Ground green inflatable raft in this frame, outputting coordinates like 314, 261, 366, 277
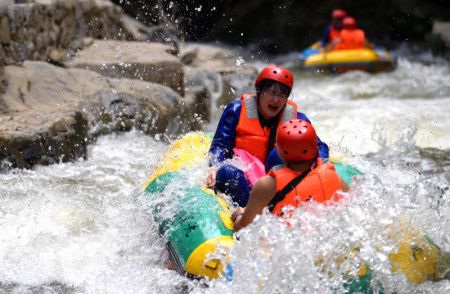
142, 132, 450, 291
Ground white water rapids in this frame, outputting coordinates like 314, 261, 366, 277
1, 57, 449, 293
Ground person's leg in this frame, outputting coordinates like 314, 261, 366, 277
215, 164, 251, 207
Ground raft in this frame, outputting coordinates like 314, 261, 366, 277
142, 132, 234, 279
142, 132, 450, 290
299, 42, 396, 73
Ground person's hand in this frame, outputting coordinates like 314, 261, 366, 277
231, 207, 245, 222
206, 167, 218, 188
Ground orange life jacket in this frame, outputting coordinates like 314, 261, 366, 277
235, 94, 298, 162
329, 26, 341, 43
335, 29, 366, 50
268, 159, 342, 216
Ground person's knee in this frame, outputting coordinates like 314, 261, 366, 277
215, 165, 251, 206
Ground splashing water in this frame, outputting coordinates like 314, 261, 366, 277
1, 56, 449, 293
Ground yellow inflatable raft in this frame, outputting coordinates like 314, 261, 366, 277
300, 43, 396, 73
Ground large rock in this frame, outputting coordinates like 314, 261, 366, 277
180, 43, 254, 75
0, 61, 191, 169
180, 43, 257, 108
0, 59, 4, 95
430, 21, 450, 58
0, 0, 172, 65
0, 110, 88, 169
183, 66, 221, 121
65, 40, 184, 96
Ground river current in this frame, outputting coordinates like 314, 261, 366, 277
1, 56, 449, 293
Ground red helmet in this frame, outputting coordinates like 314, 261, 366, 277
343, 17, 357, 29
332, 9, 347, 19
255, 65, 294, 90
276, 119, 318, 161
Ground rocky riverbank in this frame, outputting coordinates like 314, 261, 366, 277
0, 0, 257, 169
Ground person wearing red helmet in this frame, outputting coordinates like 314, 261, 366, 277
321, 9, 348, 48
331, 16, 368, 50
207, 66, 329, 207
233, 119, 348, 231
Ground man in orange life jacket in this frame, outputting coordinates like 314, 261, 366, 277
329, 17, 368, 51
233, 119, 348, 231
207, 66, 329, 207
320, 9, 347, 48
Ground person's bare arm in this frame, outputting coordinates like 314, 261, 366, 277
233, 175, 277, 231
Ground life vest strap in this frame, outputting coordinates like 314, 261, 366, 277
268, 167, 311, 212
266, 125, 277, 162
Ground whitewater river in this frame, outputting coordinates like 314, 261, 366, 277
1, 57, 449, 293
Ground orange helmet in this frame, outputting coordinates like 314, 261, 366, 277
255, 65, 294, 90
332, 9, 347, 19
276, 119, 318, 161
343, 17, 357, 29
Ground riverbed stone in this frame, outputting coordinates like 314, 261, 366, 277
0, 110, 88, 169
0, 0, 171, 65
0, 16, 11, 45
0, 61, 189, 168
180, 43, 257, 107
430, 21, 450, 57
65, 40, 184, 96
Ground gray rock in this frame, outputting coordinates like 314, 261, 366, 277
0, 61, 192, 169
0, 110, 88, 169
179, 46, 198, 65
183, 85, 210, 123
0, 16, 11, 44
220, 71, 257, 107
65, 40, 184, 96
0, 0, 159, 64
181, 43, 258, 110
430, 21, 450, 58
184, 66, 222, 121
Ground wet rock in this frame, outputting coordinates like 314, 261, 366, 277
429, 21, 450, 58
0, 60, 5, 95
179, 46, 198, 65
220, 71, 257, 106
0, 110, 88, 169
65, 40, 184, 96
0, 16, 11, 45
181, 43, 258, 107
145, 25, 180, 53
48, 48, 65, 65
184, 66, 222, 120
183, 85, 210, 123
88, 77, 182, 136
184, 43, 243, 74
0, 0, 160, 64
0, 61, 190, 169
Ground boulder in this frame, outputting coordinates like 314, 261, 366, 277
0, 0, 173, 65
0, 61, 190, 169
0, 59, 5, 95
180, 43, 253, 75
65, 40, 184, 96
184, 66, 222, 121
180, 43, 258, 108
430, 21, 450, 58
182, 85, 210, 123
219, 71, 257, 107
0, 110, 88, 169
